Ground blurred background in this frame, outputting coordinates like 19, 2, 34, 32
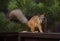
0, 0, 60, 33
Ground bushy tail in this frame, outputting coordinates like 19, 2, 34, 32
8, 9, 28, 24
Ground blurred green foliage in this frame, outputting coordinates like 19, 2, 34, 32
8, 0, 18, 11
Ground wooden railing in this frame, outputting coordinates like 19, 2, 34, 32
0, 32, 60, 41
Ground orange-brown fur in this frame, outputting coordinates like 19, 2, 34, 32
27, 15, 43, 33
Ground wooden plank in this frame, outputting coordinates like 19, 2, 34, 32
19, 32, 60, 39
0, 32, 60, 41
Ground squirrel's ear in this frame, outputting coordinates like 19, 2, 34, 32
42, 13, 45, 15
38, 13, 41, 15
40, 13, 45, 17
43, 12, 48, 16
40, 13, 46, 17
37, 13, 41, 16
